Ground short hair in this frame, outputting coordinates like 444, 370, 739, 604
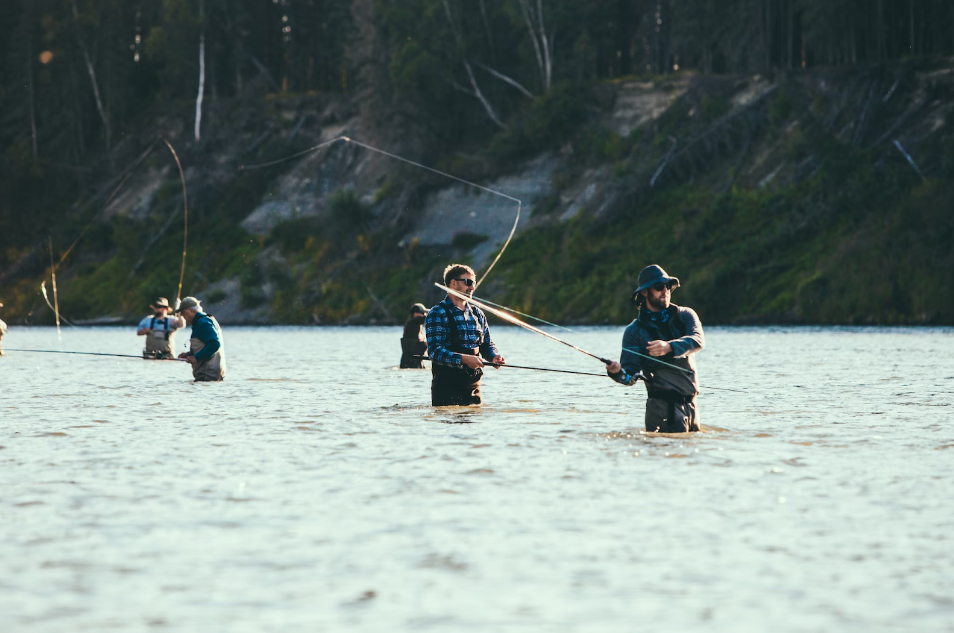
443, 263, 475, 286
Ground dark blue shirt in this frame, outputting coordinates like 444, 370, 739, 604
424, 296, 499, 368
190, 312, 222, 362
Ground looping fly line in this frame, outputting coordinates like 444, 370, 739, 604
239, 136, 522, 288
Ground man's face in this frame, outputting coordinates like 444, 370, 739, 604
449, 273, 476, 298
643, 282, 672, 311
154, 307, 169, 318
181, 307, 198, 324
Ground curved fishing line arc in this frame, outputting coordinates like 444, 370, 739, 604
56, 144, 156, 268
39, 139, 181, 328
40, 281, 77, 329
239, 136, 522, 287
160, 138, 189, 308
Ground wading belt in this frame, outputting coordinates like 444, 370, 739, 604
647, 387, 696, 426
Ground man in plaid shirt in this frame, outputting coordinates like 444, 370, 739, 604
425, 264, 506, 406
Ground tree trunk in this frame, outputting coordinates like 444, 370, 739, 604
70, 0, 110, 154
26, 0, 37, 160
478, 0, 497, 63
195, 0, 206, 142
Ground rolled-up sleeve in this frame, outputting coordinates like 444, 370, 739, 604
610, 324, 644, 385
425, 306, 461, 368
669, 308, 704, 358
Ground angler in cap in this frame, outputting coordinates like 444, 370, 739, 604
137, 297, 186, 359
174, 297, 226, 382
0, 302, 7, 356
399, 303, 428, 369
425, 264, 505, 406
605, 265, 705, 433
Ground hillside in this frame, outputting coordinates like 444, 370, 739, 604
2, 61, 953, 326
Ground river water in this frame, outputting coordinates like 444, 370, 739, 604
2, 325, 952, 632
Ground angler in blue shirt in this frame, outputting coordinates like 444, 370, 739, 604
425, 264, 505, 406
175, 296, 226, 382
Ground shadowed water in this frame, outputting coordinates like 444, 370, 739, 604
2, 325, 952, 632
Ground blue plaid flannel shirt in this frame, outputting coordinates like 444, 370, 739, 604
425, 296, 499, 368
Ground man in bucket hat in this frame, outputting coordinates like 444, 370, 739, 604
605, 265, 705, 433
175, 297, 226, 382
136, 297, 185, 359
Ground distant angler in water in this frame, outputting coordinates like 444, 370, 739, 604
400, 303, 428, 369
175, 297, 226, 382
605, 265, 705, 433
137, 297, 185, 360
0, 302, 7, 356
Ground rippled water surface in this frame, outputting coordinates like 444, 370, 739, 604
2, 325, 953, 632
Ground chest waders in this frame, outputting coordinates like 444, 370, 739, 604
400, 337, 427, 369
190, 314, 226, 382
431, 312, 483, 406
144, 316, 176, 359
641, 308, 699, 433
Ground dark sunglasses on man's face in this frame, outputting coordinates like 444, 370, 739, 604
453, 278, 476, 287
652, 282, 673, 292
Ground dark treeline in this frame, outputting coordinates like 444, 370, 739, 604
3, 0, 954, 162
1, 0, 954, 247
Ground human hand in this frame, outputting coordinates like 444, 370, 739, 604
490, 355, 505, 368
605, 361, 622, 374
647, 340, 672, 357
461, 355, 484, 370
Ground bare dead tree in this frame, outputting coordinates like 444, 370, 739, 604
195, 0, 206, 141
441, 0, 505, 129
517, 0, 552, 91
26, 0, 37, 160
70, 0, 110, 154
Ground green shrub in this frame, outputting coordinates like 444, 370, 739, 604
451, 232, 489, 250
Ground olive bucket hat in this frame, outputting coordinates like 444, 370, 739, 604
632, 265, 680, 303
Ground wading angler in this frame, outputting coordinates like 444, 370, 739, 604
425, 264, 505, 406
606, 265, 705, 433
175, 297, 226, 382
137, 297, 185, 360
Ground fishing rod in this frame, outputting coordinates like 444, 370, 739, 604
239, 136, 522, 288
412, 355, 605, 377
437, 283, 614, 364
439, 286, 746, 394
7, 348, 187, 361
467, 289, 701, 377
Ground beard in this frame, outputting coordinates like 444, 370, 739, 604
645, 293, 670, 312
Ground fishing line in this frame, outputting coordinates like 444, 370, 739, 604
56, 144, 156, 267
47, 236, 62, 347
413, 355, 604, 377
40, 281, 77, 328
7, 348, 186, 361
468, 292, 576, 333
437, 283, 614, 364
239, 136, 522, 287
160, 138, 188, 308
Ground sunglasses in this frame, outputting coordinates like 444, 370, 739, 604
652, 282, 674, 292
453, 278, 476, 287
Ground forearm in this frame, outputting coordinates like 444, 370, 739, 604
137, 329, 149, 336
429, 345, 462, 367
608, 367, 643, 386
193, 339, 220, 362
